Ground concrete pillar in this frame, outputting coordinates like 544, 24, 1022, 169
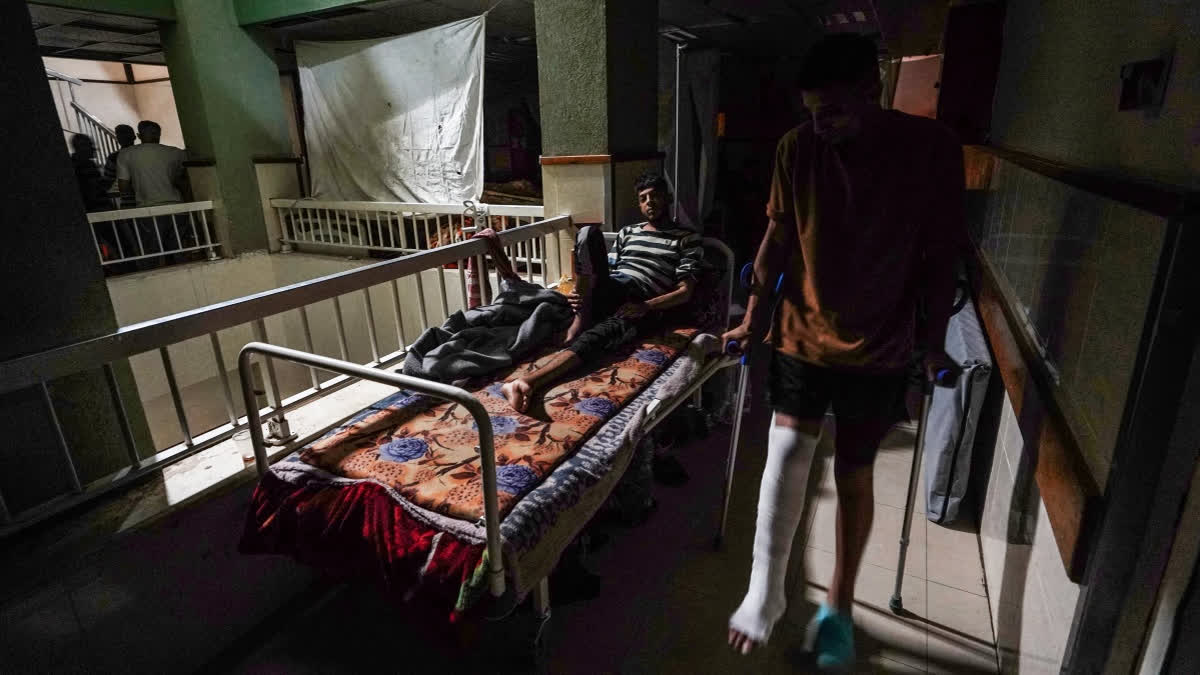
0, 3, 153, 515
162, 0, 293, 254
534, 0, 662, 276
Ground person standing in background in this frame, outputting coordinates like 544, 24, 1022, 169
116, 120, 186, 207
103, 124, 136, 206
70, 134, 111, 213
116, 120, 189, 261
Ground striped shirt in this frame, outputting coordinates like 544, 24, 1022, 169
607, 223, 704, 297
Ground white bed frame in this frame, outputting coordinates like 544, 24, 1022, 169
238, 228, 737, 619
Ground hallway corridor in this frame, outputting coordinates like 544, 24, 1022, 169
217, 390, 1000, 674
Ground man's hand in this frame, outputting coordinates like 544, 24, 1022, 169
721, 323, 753, 356
615, 301, 649, 319
565, 292, 582, 312
923, 348, 959, 384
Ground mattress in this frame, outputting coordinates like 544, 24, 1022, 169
241, 326, 706, 618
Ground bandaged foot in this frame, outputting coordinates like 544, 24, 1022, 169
729, 416, 819, 652
502, 379, 532, 413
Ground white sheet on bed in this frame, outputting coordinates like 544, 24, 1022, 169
296, 16, 485, 203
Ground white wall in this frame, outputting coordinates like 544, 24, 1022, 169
133, 80, 185, 148
991, 0, 1200, 189
979, 394, 1081, 674
43, 57, 185, 150
976, 3, 1199, 669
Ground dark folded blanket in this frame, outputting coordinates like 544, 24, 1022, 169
402, 279, 574, 383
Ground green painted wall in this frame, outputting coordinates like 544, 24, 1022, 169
235, 0, 369, 25
163, 0, 292, 253
534, 0, 658, 156
534, 0, 611, 155
32, 0, 175, 20
2, 2, 153, 512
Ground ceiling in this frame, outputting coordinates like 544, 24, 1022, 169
28, 3, 165, 64
27, 0, 944, 72
264, 0, 849, 58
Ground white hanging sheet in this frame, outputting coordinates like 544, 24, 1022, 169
297, 16, 485, 203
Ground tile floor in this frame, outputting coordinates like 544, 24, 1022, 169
213, 387, 1000, 674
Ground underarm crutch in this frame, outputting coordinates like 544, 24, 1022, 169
715, 263, 785, 549
889, 363, 961, 613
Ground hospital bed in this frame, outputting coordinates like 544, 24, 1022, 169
237, 229, 737, 631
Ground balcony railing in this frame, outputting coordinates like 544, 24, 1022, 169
88, 200, 220, 267
0, 215, 571, 535
270, 198, 544, 257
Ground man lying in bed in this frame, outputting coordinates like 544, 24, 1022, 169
503, 172, 704, 413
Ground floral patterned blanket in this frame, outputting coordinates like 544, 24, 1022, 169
294, 327, 697, 521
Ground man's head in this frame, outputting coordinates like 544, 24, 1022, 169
634, 172, 671, 224
115, 124, 136, 148
71, 133, 95, 157
137, 120, 162, 144
797, 34, 883, 145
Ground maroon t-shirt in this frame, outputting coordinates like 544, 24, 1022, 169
766, 110, 966, 372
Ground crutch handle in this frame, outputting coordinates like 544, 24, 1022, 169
724, 340, 750, 366
933, 363, 963, 388
738, 262, 787, 295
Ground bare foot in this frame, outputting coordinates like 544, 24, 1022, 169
501, 379, 533, 413
727, 628, 760, 655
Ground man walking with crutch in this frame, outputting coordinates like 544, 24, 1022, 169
722, 34, 966, 668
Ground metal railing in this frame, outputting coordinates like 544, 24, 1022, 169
0, 215, 571, 535
270, 199, 545, 258
87, 201, 219, 267
239, 343, 507, 598
71, 100, 121, 162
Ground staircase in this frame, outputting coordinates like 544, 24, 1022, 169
71, 100, 121, 160
46, 68, 120, 159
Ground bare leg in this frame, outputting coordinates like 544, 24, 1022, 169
825, 415, 892, 613
563, 273, 593, 344
502, 350, 582, 413
829, 463, 873, 612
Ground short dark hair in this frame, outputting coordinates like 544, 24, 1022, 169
137, 120, 161, 135
634, 172, 670, 195
797, 34, 880, 90
115, 124, 135, 136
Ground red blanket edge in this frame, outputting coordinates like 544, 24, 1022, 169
238, 470, 487, 623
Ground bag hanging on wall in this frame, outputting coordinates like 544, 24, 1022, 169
923, 296, 993, 525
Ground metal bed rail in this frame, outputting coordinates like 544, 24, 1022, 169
0, 215, 572, 536
238, 342, 507, 598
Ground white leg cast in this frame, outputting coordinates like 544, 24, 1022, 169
729, 413, 820, 643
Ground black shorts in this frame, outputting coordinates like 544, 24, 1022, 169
767, 350, 910, 468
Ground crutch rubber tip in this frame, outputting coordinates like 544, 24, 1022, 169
888, 595, 904, 614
